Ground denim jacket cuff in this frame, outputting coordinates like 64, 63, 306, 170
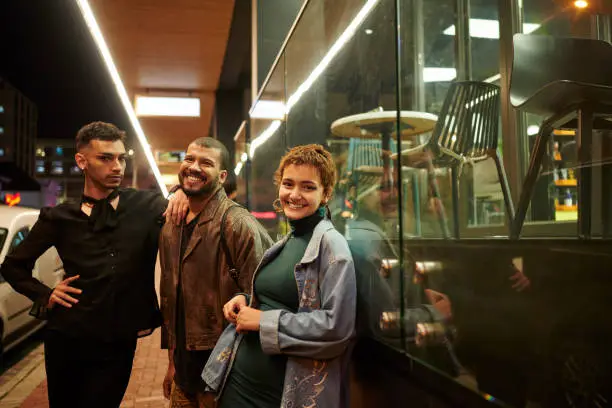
259, 309, 282, 354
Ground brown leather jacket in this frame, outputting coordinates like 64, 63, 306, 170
159, 187, 273, 350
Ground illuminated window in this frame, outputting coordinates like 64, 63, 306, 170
0, 105, 4, 113
0, 126, 4, 135
51, 161, 64, 175
0, 148, 4, 157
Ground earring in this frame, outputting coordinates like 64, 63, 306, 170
272, 198, 283, 213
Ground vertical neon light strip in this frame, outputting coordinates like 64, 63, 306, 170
75, 0, 168, 196
284, 0, 381, 112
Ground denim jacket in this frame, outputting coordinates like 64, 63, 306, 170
203, 218, 357, 407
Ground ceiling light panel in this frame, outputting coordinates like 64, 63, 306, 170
135, 96, 201, 117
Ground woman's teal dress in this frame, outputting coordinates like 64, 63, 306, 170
218, 209, 323, 408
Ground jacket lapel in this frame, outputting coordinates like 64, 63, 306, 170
181, 188, 226, 262
298, 218, 334, 265
182, 228, 203, 262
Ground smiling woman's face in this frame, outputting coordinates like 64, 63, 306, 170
278, 164, 328, 220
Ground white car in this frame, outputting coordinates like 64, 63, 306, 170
0, 206, 64, 353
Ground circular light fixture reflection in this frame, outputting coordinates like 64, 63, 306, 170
574, 0, 588, 9
128, 149, 135, 156
365, 29, 373, 35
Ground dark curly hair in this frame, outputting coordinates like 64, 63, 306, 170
274, 144, 337, 198
75, 121, 126, 151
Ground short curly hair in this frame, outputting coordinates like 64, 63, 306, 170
76, 121, 126, 151
274, 144, 337, 197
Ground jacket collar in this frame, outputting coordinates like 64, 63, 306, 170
181, 187, 227, 261
299, 218, 335, 264
194, 186, 227, 225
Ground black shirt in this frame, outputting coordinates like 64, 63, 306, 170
0, 188, 167, 341
174, 212, 211, 395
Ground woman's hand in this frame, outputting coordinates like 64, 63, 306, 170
223, 295, 247, 324
236, 306, 262, 333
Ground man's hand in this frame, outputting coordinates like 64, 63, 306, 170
425, 289, 452, 321
163, 359, 175, 400
223, 295, 247, 324
510, 269, 530, 292
47, 275, 82, 309
164, 189, 189, 226
236, 306, 261, 333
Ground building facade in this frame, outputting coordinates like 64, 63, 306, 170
0, 77, 37, 177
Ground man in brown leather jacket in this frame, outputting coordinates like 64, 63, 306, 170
159, 137, 273, 407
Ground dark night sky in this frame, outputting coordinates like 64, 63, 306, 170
0, 0, 130, 141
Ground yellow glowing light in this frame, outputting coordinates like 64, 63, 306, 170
574, 0, 588, 9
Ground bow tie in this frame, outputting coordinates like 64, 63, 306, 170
82, 189, 120, 232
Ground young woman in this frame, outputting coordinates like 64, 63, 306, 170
205, 144, 356, 408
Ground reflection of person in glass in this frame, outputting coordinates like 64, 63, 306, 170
209, 144, 356, 408
343, 175, 448, 341
344, 172, 462, 405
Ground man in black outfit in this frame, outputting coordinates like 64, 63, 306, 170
0, 122, 187, 408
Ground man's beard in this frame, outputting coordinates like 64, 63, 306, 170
181, 173, 220, 197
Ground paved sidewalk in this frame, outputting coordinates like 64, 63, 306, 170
0, 330, 170, 408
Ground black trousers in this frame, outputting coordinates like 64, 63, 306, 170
44, 329, 137, 408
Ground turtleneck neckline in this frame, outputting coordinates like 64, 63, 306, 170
289, 206, 325, 236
